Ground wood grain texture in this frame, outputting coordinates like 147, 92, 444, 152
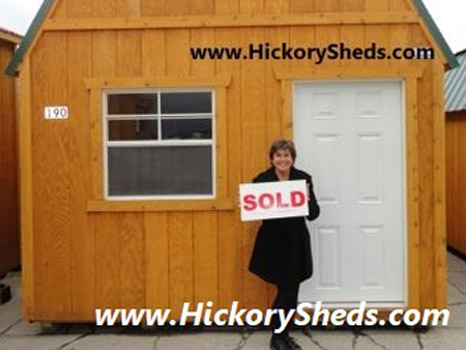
120, 213, 145, 308
215, 27, 244, 309
446, 112, 466, 255
0, 42, 19, 278
21, 1, 448, 321
169, 212, 194, 318
94, 213, 121, 309
141, 0, 166, 16
406, 77, 420, 309
67, 32, 95, 319
240, 27, 268, 311
31, 32, 72, 320
432, 60, 446, 309
17, 57, 34, 318
145, 213, 170, 309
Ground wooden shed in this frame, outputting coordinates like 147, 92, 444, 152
0, 28, 21, 279
6, 0, 458, 323
445, 49, 466, 257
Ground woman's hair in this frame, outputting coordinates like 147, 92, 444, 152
269, 139, 297, 162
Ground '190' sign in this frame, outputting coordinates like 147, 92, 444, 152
45, 106, 69, 120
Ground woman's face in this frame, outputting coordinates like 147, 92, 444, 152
271, 148, 293, 172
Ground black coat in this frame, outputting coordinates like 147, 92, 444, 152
248, 166, 320, 287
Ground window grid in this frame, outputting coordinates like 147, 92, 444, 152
103, 88, 216, 200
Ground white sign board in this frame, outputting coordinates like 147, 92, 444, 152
240, 180, 309, 222
44, 106, 69, 120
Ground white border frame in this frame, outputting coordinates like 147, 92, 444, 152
292, 78, 407, 309
102, 88, 217, 201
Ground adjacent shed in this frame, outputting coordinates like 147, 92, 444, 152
0, 27, 21, 278
445, 49, 466, 257
6, 0, 458, 322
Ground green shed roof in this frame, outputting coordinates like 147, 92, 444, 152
445, 50, 466, 113
4, 0, 460, 76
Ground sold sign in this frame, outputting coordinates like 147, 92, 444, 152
239, 180, 309, 222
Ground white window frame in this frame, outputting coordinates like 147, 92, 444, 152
103, 88, 216, 201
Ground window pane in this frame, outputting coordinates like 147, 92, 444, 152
108, 94, 157, 115
108, 146, 213, 196
108, 120, 158, 140
162, 119, 212, 140
161, 92, 212, 114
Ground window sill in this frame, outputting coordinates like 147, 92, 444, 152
87, 198, 234, 212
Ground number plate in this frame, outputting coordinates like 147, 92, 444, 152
44, 106, 69, 120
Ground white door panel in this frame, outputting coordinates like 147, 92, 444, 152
294, 81, 405, 303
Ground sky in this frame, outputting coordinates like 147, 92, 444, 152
0, 0, 465, 53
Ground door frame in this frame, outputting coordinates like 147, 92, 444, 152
273, 66, 424, 309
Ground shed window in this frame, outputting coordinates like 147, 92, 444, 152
104, 90, 215, 199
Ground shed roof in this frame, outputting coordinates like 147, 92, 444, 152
0, 27, 22, 45
445, 49, 466, 113
4, 0, 460, 76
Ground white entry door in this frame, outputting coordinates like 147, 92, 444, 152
294, 81, 405, 304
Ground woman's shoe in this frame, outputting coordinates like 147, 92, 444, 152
270, 334, 292, 350
283, 333, 302, 350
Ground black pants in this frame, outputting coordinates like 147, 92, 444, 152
270, 282, 300, 335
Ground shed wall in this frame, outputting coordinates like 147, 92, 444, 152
0, 40, 19, 278
20, 0, 447, 321
446, 111, 466, 255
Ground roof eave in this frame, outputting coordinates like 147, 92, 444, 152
412, 0, 459, 70
4, 0, 56, 77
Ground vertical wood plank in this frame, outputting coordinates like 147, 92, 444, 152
432, 60, 447, 309
0, 43, 19, 277
264, 0, 289, 14
389, 0, 410, 11
120, 213, 145, 308
341, 0, 364, 12
142, 30, 166, 76
191, 0, 215, 15
91, 31, 117, 200
215, 0, 239, 14
340, 25, 365, 68
190, 28, 219, 310
240, 26, 268, 311
169, 212, 194, 319
289, 0, 314, 13
166, 0, 191, 16
18, 57, 34, 318
67, 31, 95, 319
315, 25, 340, 68
145, 213, 170, 309
93, 0, 118, 17
364, 24, 390, 68
67, 0, 93, 18
406, 77, 420, 310
31, 32, 72, 319
417, 65, 435, 309
239, 0, 264, 14
364, 0, 389, 11
141, 0, 166, 16
117, 30, 142, 77
193, 212, 218, 306
117, 0, 142, 18
94, 213, 121, 309
315, 0, 341, 12
215, 27, 244, 309
166, 30, 190, 78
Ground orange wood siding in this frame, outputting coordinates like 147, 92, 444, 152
19, 0, 448, 321
446, 111, 466, 255
0, 40, 19, 278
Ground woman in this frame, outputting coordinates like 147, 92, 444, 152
248, 139, 320, 350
